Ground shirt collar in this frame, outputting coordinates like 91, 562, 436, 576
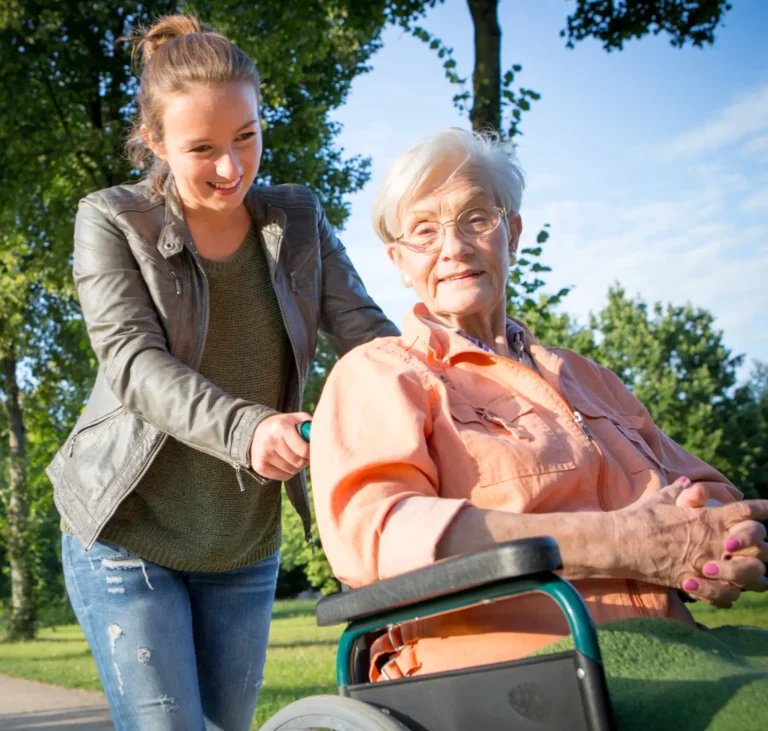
401, 303, 534, 362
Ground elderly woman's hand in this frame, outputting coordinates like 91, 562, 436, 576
615, 478, 768, 608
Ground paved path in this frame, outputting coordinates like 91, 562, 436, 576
0, 674, 114, 730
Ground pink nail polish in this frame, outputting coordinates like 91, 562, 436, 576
703, 563, 720, 577
683, 578, 700, 592
725, 538, 740, 552
675, 476, 691, 486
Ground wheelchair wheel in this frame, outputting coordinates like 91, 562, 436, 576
259, 694, 412, 730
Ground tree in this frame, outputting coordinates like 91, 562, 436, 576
0, 0, 435, 636
585, 286, 742, 464
713, 361, 768, 500
405, 0, 733, 329
569, 287, 766, 501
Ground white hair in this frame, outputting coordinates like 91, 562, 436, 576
372, 127, 525, 243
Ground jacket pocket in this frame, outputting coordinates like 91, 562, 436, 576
448, 394, 576, 487
567, 399, 661, 475
66, 407, 125, 460
63, 408, 147, 510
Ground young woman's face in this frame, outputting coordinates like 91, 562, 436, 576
150, 81, 262, 214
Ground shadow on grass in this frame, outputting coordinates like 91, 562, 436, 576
0, 706, 114, 730
19, 650, 95, 663
269, 639, 338, 649
270, 601, 317, 621
1, 637, 85, 645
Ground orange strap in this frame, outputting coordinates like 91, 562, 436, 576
369, 625, 422, 682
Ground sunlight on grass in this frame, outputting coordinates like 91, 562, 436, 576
1, 594, 766, 728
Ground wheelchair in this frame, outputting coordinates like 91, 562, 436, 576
261, 536, 616, 730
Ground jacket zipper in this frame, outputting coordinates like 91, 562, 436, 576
169, 271, 183, 295
271, 253, 314, 546
68, 408, 125, 457
485, 357, 648, 612
484, 356, 607, 502
573, 411, 608, 511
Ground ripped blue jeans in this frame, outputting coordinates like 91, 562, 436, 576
62, 534, 279, 731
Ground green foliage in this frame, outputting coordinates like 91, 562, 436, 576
555, 286, 765, 500
0, 0, 434, 626
712, 361, 768, 500
403, 2, 540, 139
279, 484, 340, 597
586, 286, 741, 466
562, 0, 733, 51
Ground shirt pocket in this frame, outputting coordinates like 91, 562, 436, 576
447, 394, 576, 487
568, 399, 662, 476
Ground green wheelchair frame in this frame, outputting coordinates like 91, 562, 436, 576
261, 536, 616, 730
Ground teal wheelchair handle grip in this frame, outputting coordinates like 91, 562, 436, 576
297, 421, 312, 442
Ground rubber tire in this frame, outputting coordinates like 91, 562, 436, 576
259, 694, 412, 731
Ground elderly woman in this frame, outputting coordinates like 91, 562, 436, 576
309, 128, 768, 682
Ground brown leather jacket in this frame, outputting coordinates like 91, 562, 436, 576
47, 178, 398, 550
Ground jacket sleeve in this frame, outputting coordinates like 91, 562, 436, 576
315, 199, 400, 355
598, 364, 742, 503
310, 345, 469, 587
73, 193, 275, 470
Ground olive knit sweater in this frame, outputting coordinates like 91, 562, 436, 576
94, 227, 290, 571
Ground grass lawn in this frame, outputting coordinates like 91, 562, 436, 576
0, 593, 766, 728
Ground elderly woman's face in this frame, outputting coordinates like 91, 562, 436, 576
389, 174, 521, 323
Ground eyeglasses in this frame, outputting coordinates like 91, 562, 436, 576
395, 206, 506, 254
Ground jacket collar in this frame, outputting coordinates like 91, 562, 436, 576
157, 176, 192, 259
156, 175, 286, 277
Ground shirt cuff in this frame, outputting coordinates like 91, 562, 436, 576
378, 496, 470, 580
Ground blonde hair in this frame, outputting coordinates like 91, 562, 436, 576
125, 14, 261, 195
372, 127, 525, 243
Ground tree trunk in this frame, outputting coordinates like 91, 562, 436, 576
467, 0, 501, 132
2, 351, 36, 640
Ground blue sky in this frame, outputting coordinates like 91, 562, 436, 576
330, 0, 768, 379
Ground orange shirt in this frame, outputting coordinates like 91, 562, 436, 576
310, 304, 739, 678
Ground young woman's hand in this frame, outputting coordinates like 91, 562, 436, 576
249, 412, 312, 481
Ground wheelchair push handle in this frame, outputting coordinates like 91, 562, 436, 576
296, 420, 312, 443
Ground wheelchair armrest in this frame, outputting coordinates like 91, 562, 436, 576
315, 536, 561, 627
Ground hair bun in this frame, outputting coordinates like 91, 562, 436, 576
130, 14, 211, 65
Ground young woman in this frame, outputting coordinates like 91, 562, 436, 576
48, 14, 397, 731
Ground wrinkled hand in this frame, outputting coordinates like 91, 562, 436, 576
615, 478, 768, 608
249, 412, 312, 482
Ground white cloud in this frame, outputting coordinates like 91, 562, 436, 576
658, 84, 768, 159
526, 179, 768, 372
743, 134, 768, 155
741, 188, 768, 213
525, 172, 564, 193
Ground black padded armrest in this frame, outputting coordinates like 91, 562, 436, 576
315, 536, 561, 627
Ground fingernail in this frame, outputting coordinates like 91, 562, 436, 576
703, 563, 720, 577
725, 538, 740, 552
683, 578, 700, 592
675, 476, 691, 487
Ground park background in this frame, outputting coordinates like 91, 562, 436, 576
0, 0, 766, 727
